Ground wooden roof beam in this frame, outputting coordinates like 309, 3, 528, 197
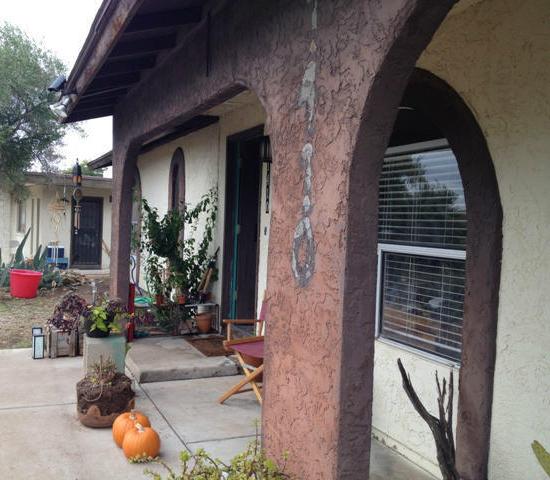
96, 55, 157, 78
69, 106, 114, 122
108, 35, 177, 59
124, 8, 202, 33
86, 72, 141, 94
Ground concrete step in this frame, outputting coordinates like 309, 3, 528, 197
126, 336, 239, 383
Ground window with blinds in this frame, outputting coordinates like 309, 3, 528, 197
377, 140, 466, 363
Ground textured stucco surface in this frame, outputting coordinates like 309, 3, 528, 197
414, 1, 550, 479
105, 0, 454, 477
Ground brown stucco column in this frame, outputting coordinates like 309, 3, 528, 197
261, 1, 456, 479
109, 137, 139, 302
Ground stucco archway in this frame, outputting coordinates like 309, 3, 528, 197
345, 65, 502, 479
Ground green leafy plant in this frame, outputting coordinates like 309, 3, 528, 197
84, 297, 130, 334
141, 188, 218, 299
144, 254, 164, 296
532, 441, 550, 477
0, 23, 76, 194
144, 435, 289, 479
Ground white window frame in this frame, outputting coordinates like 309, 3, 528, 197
375, 243, 465, 367
375, 136, 465, 367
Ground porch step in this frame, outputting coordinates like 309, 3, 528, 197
126, 337, 239, 383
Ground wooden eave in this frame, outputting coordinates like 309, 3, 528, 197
63, 0, 205, 123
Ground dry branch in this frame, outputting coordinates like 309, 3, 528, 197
397, 358, 460, 480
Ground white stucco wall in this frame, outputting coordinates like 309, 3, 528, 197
3, 181, 111, 269
137, 99, 268, 309
373, 1, 550, 479
0, 190, 12, 263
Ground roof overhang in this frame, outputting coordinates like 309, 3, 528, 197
25, 172, 112, 189
89, 114, 219, 169
61, 0, 206, 123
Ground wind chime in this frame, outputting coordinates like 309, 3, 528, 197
72, 161, 83, 235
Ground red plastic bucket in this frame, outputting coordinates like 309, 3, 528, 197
10, 269, 43, 299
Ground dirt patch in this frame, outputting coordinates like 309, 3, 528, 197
0, 275, 110, 349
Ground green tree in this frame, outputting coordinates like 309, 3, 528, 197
0, 23, 71, 195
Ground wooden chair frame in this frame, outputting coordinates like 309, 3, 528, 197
218, 317, 265, 405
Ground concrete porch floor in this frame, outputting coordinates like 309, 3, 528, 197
0, 348, 436, 479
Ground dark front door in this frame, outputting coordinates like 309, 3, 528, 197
223, 127, 264, 321
71, 197, 103, 269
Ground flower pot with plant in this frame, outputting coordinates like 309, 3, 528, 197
45, 292, 88, 357
77, 356, 135, 428
82, 298, 129, 338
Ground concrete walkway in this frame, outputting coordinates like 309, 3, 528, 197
0, 348, 435, 479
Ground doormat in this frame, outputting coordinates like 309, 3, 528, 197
185, 336, 229, 357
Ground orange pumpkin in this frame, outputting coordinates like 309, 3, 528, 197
112, 410, 151, 447
122, 422, 161, 460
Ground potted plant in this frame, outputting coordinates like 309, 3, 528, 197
82, 298, 129, 338
45, 292, 88, 357
76, 356, 135, 428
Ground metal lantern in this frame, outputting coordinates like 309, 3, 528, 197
260, 136, 272, 214
32, 327, 45, 359
72, 161, 83, 234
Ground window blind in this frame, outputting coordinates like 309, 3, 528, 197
379, 147, 466, 250
380, 252, 464, 362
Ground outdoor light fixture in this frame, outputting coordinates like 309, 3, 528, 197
48, 75, 66, 92
72, 160, 83, 234
49, 95, 71, 120
32, 327, 45, 359
260, 136, 272, 214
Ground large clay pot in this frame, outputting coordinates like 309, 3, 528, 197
77, 373, 135, 428
195, 312, 212, 334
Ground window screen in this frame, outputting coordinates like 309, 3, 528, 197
377, 141, 466, 363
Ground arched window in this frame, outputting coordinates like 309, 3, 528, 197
169, 148, 185, 211
377, 108, 466, 363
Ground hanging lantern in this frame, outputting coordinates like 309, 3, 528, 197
72, 160, 83, 234
260, 136, 272, 214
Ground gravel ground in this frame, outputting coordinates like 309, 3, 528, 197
0, 275, 110, 349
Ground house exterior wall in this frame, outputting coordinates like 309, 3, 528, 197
0, 190, 12, 263
372, 1, 550, 479
2, 182, 111, 270
136, 99, 268, 310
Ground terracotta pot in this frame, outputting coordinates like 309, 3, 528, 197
155, 294, 164, 307
177, 294, 186, 305
195, 313, 212, 334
